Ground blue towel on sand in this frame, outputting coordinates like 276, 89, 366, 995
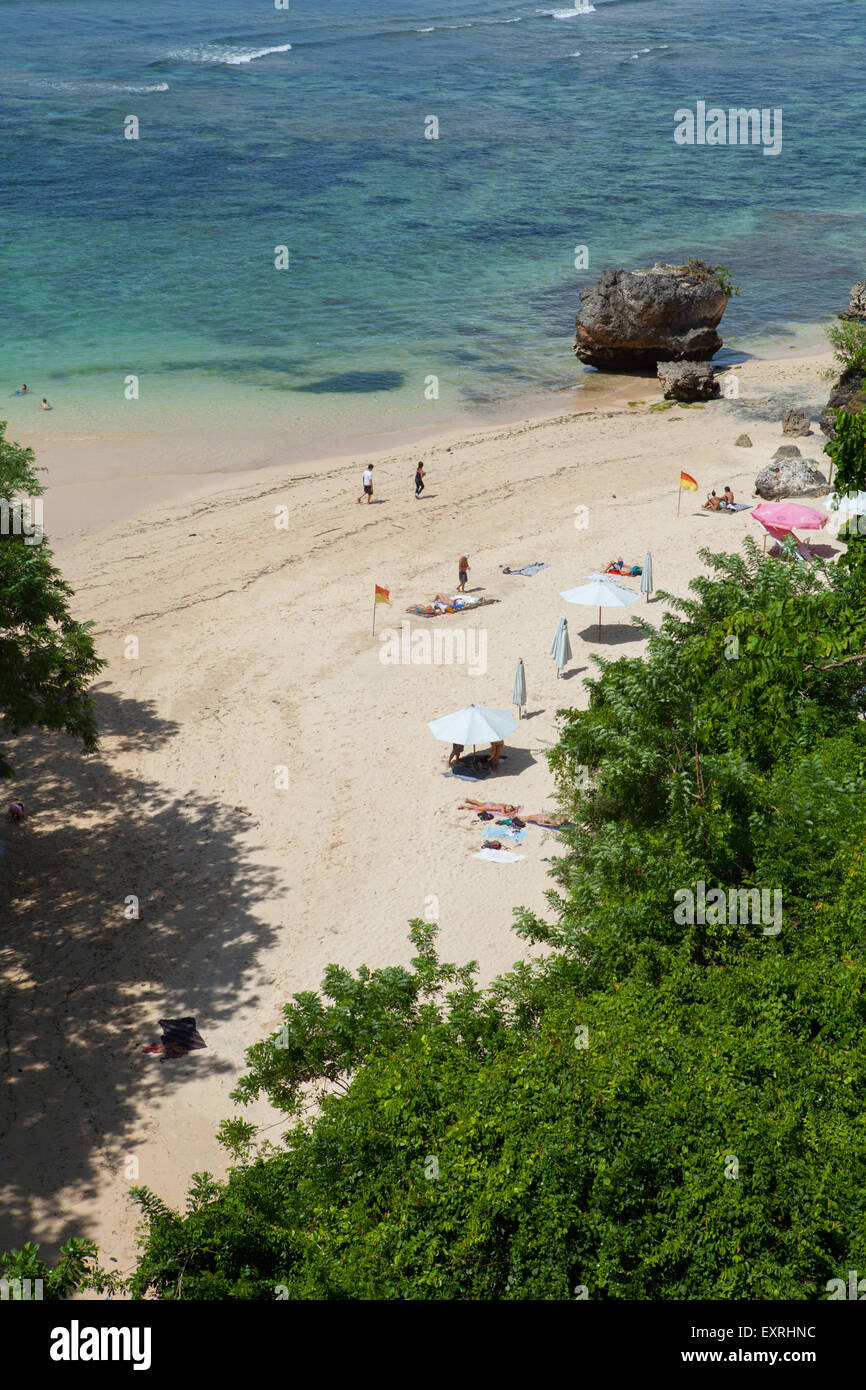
443, 767, 490, 782
486, 826, 527, 843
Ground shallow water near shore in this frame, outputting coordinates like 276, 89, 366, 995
1, 0, 863, 451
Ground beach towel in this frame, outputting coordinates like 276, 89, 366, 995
142, 1017, 206, 1060
502, 563, 549, 577
443, 767, 490, 782
474, 848, 525, 863
486, 826, 527, 843
407, 597, 497, 617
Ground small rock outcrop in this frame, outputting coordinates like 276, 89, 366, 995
840, 281, 866, 321
657, 360, 720, 401
772, 445, 804, 462
821, 365, 866, 437
574, 261, 728, 371
781, 407, 811, 436
754, 455, 828, 500
735, 434, 753, 447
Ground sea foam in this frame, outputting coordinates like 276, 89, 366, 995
166, 42, 292, 66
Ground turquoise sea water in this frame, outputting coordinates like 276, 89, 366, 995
1, 0, 864, 448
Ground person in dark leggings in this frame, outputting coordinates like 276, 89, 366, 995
414, 462, 425, 497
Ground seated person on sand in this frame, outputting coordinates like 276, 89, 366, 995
487, 740, 505, 770
722, 485, 735, 508
606, 558, 626, 573
703, 491, 722, 511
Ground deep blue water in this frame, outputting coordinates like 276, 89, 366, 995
0, 0, 864, 439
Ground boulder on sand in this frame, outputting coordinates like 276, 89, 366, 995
657, 360, 720, 402
734, 434, 753, 447
772, 445, 804, 462
754, 455, 828, 500
781, 407, 811, 436
574, 261, 729, 370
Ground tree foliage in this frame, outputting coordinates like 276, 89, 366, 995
0, 421, 103, 777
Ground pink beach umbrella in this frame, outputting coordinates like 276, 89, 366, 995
751, 502, 827, 557
751, 503, 828, 532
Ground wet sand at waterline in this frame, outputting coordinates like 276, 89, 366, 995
0, 351, 839, 1278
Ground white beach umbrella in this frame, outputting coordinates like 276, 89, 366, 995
560, 578, 641, 640
428, 703, 517, 749
640, 551, 653, 600
512, 658, 527, 717
550, 617, 572, 678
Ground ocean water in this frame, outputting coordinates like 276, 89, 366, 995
0, 0, 863, 450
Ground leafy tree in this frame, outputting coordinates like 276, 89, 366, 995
0, 422, 103, 777
0, 1238, 122, 1299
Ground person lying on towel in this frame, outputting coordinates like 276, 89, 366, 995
605, 558, 642, 575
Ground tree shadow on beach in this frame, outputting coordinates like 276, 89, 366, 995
0, 687, 278, 1260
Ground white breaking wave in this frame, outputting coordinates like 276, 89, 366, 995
538, 4, 596, 17
38, 79, 170, 93
166, 42, 292, 66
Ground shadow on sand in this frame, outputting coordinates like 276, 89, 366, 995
0, 686, 278, 1258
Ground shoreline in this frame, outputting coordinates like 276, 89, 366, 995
19, 323, 835, 547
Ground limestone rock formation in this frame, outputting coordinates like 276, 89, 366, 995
574, 261, 728, 371
734, 434, 753, 447
754, 455, 828, 500
657, 360, 720, 402
821, 365, 866, 437
781, 407, 811, 436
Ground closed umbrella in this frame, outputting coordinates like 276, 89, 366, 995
428, 703, 517, 752
560, 578, 641, 641
640, 551, 653, 601
512, 658, 527, 717
549, 617, 572, 678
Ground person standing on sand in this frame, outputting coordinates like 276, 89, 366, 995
358, 464, 374, 504
414, 461, 425, 498
458, 555, 470, 592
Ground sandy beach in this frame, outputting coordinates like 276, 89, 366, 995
0, 348, 839, 1279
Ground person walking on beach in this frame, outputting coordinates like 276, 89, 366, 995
414, 461, 425, 498
357, 464, 374, 504
458, 554, 470, 592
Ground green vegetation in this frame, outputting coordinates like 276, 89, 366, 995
0, 423, 103, 777
687, 259, 740, 298
111, 542, 866, 1300
824, 319, 866, 377
0, 1239, 121, 1299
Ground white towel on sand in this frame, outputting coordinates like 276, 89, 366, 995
474, 848, 524, 863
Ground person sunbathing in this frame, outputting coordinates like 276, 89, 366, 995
459, 798, 521, 814
410, 593, 453, 615
722, 485, 735, 508
703, 491, 722, 511
606, 558, 626, 573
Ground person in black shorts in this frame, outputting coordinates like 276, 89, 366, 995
414, 461, 425, 497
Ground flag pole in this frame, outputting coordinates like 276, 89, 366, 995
677, 483, 682, 517
372, 590, 377, 636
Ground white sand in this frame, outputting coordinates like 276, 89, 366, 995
0, 351, 837, 1278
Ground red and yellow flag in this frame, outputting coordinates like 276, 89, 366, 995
679, 471, 698, 491
374, 584, 391, 604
